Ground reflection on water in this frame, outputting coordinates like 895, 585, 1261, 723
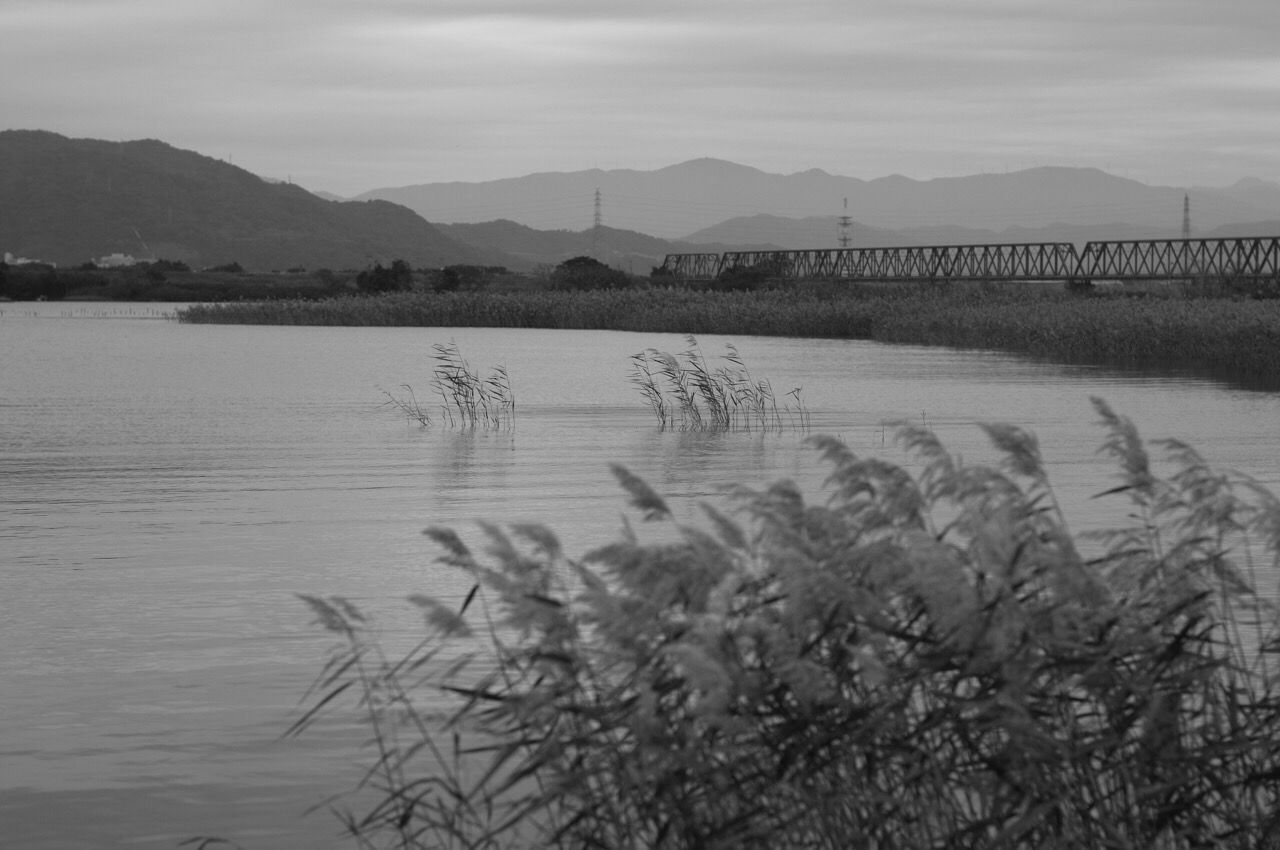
1, 303, 1278, 848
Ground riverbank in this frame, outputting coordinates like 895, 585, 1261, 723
178, 285, 1280, 390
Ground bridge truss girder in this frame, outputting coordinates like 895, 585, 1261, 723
660, 236, 1280, 284
662, 243, 1078, 281
1077, 237, 1280, 280
660, 253, 722, 279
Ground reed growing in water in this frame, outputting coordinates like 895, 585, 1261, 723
295, 399, 1280, 848
630, 336, 809, 432
382, 342, 515, 430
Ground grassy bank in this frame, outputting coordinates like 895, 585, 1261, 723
0, 264, 347, 302
179, 286, 1280, 387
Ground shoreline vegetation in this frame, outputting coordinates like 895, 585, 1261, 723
177, 284, 1280, 391
296, 401, 1280, 847
7, 255, 1278, 389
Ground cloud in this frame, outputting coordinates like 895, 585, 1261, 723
3, 0, 1277, 195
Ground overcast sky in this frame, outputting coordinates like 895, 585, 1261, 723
5, 0, 1279, 198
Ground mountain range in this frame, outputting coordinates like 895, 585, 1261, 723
5, 130, 1280, 273
357, 159, 1280, 241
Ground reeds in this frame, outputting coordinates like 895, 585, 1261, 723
296, 400, 1280, 848
429, 342, 515, 430
380, 383, 432, 427
177, 288, 1280, 389
382, 342, 515, 430
630, 336, 809, 431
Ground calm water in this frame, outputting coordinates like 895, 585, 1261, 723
2, 302, 1278, 848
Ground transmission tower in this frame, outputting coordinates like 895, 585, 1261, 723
591, 187, 602, 258
838, 197, 853, 248
1181, 194, 1191, 240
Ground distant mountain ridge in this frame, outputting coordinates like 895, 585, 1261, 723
682, 215, 1280, 251
432, 219, 703, 273
0, 130, 489, 270
356, 159, 1280, 241
6, 131, 1279, 274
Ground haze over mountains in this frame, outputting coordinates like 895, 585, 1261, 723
358, 159, 1280, 243
5, 130, 1280, 273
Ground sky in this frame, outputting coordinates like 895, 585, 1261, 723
5, 0, 1279, 200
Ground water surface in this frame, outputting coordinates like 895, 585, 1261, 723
2, 302, 1277, 847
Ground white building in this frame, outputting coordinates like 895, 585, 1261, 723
3, 251, 55, 267
95, 253, 139, 268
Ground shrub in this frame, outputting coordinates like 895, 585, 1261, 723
296, 399, 1280, 848
149, 258, 192, 273
54, 270, 109, 293
0, 265, 65, 300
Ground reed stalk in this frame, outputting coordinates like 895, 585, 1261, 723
379, 383, 432, 427
628, 351, 669, 429
630, 336, 808, 432
384, 342, 515, 430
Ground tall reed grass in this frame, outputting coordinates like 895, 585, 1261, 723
177, 288, 1280, 389
630, 336, 809, 432
295, 399, 1280, 848
382, 342, 515, 430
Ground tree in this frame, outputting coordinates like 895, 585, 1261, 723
549, 255, 631, 290
435, 265, 492, 292
357, 259, 413, 293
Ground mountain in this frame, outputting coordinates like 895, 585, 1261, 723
0, 130, 489, 270
683, 212, 1280, 252
685, 215, 905, 249
682, 215, 1206, 250
9, 132, 1278, 273
433, 220, 705, 273
1210, 178, 1280, 214
357, 159, 1280, 241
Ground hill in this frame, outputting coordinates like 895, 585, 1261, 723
434, 220, 711, 273
0, 130, 489, 271
356, 159, 1280, 241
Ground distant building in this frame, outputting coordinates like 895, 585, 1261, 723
3, 251, 56, 267
95, 253, 139, 268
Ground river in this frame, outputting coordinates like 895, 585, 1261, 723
2, 301, 1277, 848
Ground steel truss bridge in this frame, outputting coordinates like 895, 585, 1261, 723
659, 236, 1280, 285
